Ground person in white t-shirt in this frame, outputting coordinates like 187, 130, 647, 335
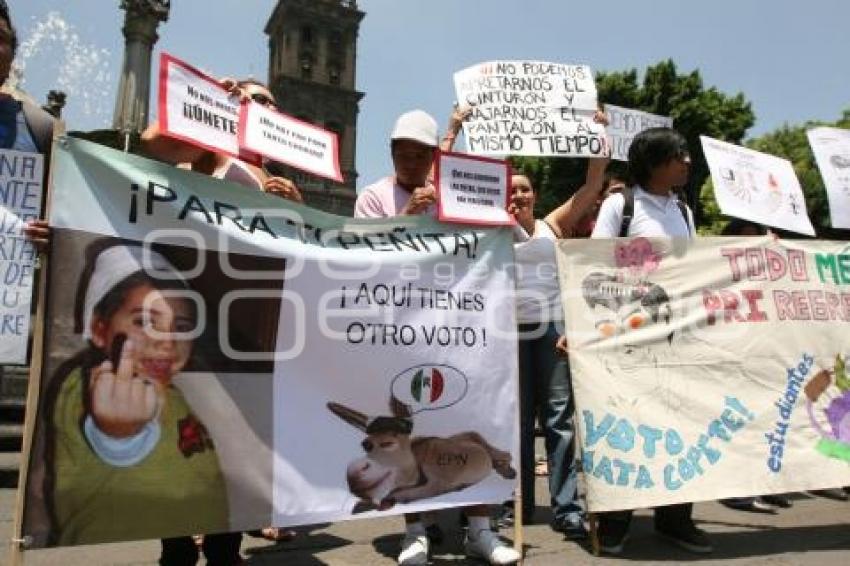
591, 127, 711, 556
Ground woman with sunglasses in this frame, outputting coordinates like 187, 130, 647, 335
141, 77, 302, 203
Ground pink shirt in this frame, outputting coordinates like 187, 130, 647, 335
354, 176, 436, 218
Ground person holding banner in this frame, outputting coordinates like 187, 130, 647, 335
355, 109, 521, 566
507, 142, 610, 539
141, 77, 303, 203
44, 240, 232, 557
590, 127, 710, 555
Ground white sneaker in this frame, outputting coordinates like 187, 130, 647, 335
398, 533, 429, 565
465, 529, 521, 565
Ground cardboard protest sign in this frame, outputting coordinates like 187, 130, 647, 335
807, 127, 850, 229
556, 236, 850, 512
158, 52, 242, 157
239, 102, 343, 182
701, 136, 816, 236
604, 104, 673, 162
453, 61, 605, 157
434, 151, 512, 225
20, 137, 518, 547
0, 150, 43, 364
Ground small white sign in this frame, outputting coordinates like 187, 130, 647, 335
454, 61, 605, 157
435, 151, 512, 225
239, 102, 343, 183
0, 150, 43, 364
604, 104, 673, 162
158, 52, 242, 157
807, 126, 850, 229
701, 135, 815, 236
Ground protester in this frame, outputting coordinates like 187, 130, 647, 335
504, 111, 610, 539
45, 241, 230, 549
141, 77, 302, 203
354, 109, 521, 566
0, 0, 56, 246
590, 127, 711, 555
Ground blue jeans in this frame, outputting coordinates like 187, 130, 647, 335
518, 321, 582, 523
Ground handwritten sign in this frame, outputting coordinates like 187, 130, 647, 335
701, 136, 816, 236
158, 52, 242, 157
605, 104, 673, 162
454, 61, 605, 157
435, 151, 512, 225
0, 150, 43, 364
239, 102, 343, 183
807, 127, 850, 229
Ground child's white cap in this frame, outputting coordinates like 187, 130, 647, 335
82, 245, 183, 340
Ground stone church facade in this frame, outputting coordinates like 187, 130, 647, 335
264, 0, 365, 216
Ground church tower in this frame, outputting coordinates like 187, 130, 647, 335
265, 0, 365, 215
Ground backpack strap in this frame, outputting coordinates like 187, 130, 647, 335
618, 186, 634, 237
675, 197, 692, 236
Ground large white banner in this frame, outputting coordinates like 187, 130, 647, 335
0, 149, 42, 364
557, 236, 850, 512
702, 135, 816, 236
604, 104, 673, 162
807, 126, 850, 229
454, 61, 605, 157
22, 137, 518, 547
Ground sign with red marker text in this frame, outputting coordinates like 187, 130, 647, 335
807, 127, 850, 229
557, 236, 850, 512
239, 102, 343, 182
604, 104, 673, 162
0, 150, 43, 363
435, 151, 512, 225
701, 135, 815, 236
453, 61, 605, 157
158, 52, 241, 157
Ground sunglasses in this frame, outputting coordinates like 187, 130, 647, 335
250, 92, 276, 108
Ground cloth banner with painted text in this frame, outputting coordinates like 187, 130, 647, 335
556, 236, 850, 512
21, 137, 518, 548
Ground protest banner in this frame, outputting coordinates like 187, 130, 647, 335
604, 104, 673, 162
556, 236, 850, 512
807, 126, 850, 229
434, 151, 512, 226
18, 137, 518, 548
157, 52, 242, 158
239, 101, 343, 182
453, 61, 605, 157
701, 136, 816, 236
0, 150, 43, 364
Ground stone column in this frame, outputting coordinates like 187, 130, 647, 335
112, 0, 169, 133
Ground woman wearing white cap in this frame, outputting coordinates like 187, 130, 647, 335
44, 239, 231, 560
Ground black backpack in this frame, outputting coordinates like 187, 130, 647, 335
618, 186, 692, 237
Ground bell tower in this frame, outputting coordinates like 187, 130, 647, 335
265, 0, 365, 215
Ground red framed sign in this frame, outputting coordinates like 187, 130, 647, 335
435, 150, 514, 226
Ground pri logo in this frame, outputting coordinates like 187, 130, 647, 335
391, 364, 468, 413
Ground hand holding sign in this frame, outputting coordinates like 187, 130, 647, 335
401, 186, 437, 216
90, 338, 160, 439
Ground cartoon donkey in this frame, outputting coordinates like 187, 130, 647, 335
327, 397, 516, 512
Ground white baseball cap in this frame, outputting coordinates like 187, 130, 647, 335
390, 110, 438, 147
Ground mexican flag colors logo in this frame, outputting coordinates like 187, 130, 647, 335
410, 367, 445, 405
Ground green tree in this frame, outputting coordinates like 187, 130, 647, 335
700, 108, 850, 235
515, 59, 755, 224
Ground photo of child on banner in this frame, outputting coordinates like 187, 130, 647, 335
28, 232, 286, 546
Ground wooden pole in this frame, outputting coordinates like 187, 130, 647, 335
7, 123, 65, 566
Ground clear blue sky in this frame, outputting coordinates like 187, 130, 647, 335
11, 0, 850, 189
